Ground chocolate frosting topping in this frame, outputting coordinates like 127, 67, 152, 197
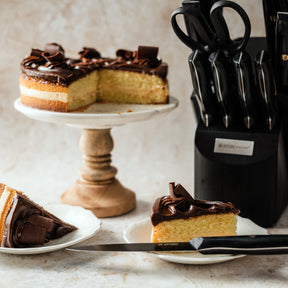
20, 43, 168, 86
151, 183, 239, 226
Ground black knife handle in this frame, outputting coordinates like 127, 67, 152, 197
255, 50, 277, 131
209, 50, 236, 128
233, 51, 256, 129
189, 50, 218, 127
190, 235, 288, 255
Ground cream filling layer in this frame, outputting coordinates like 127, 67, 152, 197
20, 85, 68, 103
0, 186, 13, 219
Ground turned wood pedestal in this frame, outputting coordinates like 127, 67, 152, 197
61, 129, 136, 217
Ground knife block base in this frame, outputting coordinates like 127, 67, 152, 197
194, 123, 288, 228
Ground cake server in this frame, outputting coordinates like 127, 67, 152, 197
67, 235, 288, 255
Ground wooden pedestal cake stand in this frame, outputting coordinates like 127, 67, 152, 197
14, 97, 178, 217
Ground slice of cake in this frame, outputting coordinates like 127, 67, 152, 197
19, 44, 101, 112
151, 183, 239, 243
0, 183, 77, 248
19, 43, 169, 112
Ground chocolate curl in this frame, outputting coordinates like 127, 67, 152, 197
169, 182, 175, 196
22, 49, 46, 67
17, 223, 46, 245
44, 43, 65, 55
42, 51, 65, 63
167, 183, 190, 212
28, 214, 54, 232
116, 49, 134, 60
79, 47, 101, 59
171, 183, 194, 203
30, 48, 44, 58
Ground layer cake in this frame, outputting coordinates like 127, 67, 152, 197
20, 43, 169, 112
0, 183, 77, 248
151, 183, 239, 243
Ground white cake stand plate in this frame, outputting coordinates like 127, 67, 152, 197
14, 97, 178, 217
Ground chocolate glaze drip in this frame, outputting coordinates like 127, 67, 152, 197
151, 183, 239, 226
1, 193, 77, 248
20, 44, 168, 86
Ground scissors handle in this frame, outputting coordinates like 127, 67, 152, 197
210, 0, 251, 54
171, 6, 216, 52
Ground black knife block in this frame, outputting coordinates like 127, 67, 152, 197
194, 122, 288, 228
191, 36, 288, 227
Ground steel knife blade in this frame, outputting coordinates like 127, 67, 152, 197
66, 235, 288, 255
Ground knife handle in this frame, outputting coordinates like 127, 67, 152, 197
255, 50, 277, 131
233, 51, 256, 129
190, 235, 288, 255
188, 50, 218, 127
209, 50, 236, 128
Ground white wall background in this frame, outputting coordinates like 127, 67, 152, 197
0, 0, 265, 204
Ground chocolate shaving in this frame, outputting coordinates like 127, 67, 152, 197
137, 46, 158, 59
116, 49, 134, 60
28, 214, 54, 232
79, 47, 101, 60
44, 43, 64, 55
16, 223, 46, 245
42, 51, 65, 64
30, 48, 44, 58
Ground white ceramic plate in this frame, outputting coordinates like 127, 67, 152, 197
0, 204, 101, 255
123, 217, 268, 265
14, 97, 178, 129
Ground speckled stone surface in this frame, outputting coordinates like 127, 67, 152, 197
1, 0, 288, 287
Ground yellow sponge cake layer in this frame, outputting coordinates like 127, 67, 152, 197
152, 213, 238, 243
98, 69, 168, 104
67, 71, 99, 111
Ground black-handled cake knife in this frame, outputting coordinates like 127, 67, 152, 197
67, 235, 288, 255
